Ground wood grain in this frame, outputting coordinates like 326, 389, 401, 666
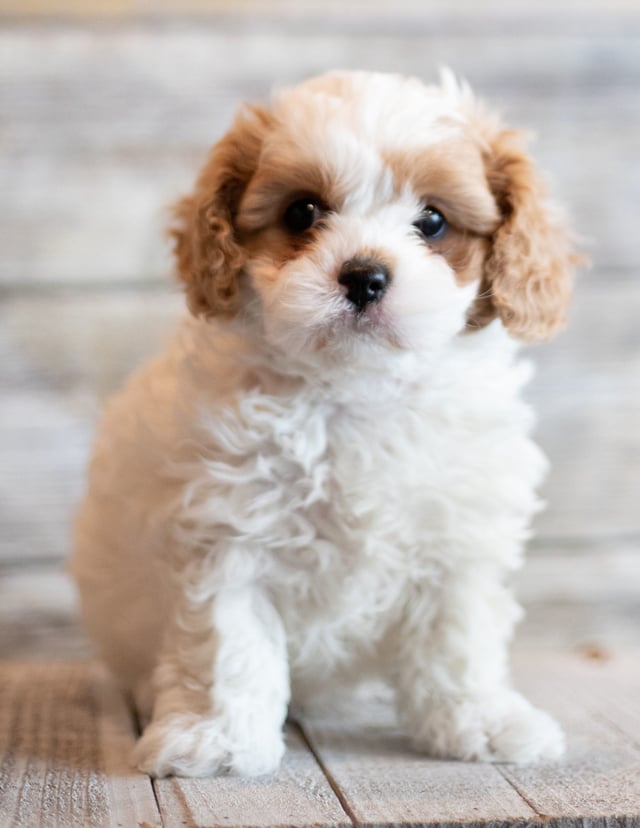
297, 655, 640, 827
0, 25, 638, 286
0, 566, 91, 660
297, 687, 539, 826
0, 656, 639, 826
514, 537, 640, 650
505, 653, 640, 823
0, 661, 161, 827
2, 282, 638, 569
1, 561, 638, 661
153, 725, 351, 828
0, 292, 181, 565
2, 0, 640, 33
1, 5, 639, 825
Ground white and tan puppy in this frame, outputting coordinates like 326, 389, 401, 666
72, 70, 576, 778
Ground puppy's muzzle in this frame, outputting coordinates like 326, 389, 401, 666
338, 259, 390, 312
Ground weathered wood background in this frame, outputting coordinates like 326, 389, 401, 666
2, 654, 640, 826
0, 0, 639, 660
1, 4, 639, 827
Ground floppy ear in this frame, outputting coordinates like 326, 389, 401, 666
170, 105, 273, 318
474, 129, 577, 341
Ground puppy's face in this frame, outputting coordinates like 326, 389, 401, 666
173, 72, 576, 363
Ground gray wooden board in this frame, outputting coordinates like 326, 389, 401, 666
0, 565, 91, 660
153, 725, 351, 828
0, 655, 638, 827
1, 282, 639, 649
297, 688, 540, 826
1, 562, 639, 661
0, 291, 181, 565
513, 537, 640, 651
592, 681, 640, 754
0, 402, 92, 564
530, 655, 640, 752
3, 281, 639, 402
516, 599, 640, 654
1, 25, 639, 285
1, 281, 639, 568
504, 653, 640, 823
0, 291, 182, 411
0, 661, 161, 827
515, 538, 640, 606
3, 0, 640, 31
298, 655, 640, 827
0, 6, 639, 827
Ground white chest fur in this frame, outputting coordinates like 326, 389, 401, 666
157, 320, 546, 683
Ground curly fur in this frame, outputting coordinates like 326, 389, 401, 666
479, 129, 575, 340
71, 70, 577, 778
172, 105, 274, 317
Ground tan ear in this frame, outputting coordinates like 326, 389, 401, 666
170, 105, 273, 318
474, 129, 577, 342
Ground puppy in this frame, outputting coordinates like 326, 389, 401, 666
71, 70, 576, 778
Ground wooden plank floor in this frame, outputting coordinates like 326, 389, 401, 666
1, 0, 639, 825
1, 654, 640, 828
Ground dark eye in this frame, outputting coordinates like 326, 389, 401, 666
283, 198, 322, 233
413, 206, 447, 240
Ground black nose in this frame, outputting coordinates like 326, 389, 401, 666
338, 260, 390, 311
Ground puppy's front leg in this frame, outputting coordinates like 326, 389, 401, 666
134, 585, 289, 778
393, 566, 565, 764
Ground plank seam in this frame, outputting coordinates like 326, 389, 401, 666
591, 710, 640, 755
292, 719, 360, 828
0, 558, 74, 572
531, 532, 640, 552
0, 280, 177, 297
127, 690, 166, 828
2, 13, 640, 38
149, 779, 165, 827
496, 767, 548, 823
5, 528, 640, 574
1, 269, 638, 298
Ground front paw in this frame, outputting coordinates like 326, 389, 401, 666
134, 713, 285, 778
412, 691, 565, 764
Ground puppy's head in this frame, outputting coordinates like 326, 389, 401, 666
172, 71, 577, 362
